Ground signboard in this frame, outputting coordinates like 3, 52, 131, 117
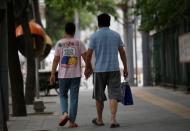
179, 33, 190, 63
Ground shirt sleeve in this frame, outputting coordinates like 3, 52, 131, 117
89, 35, 96, 49
118, 34, 124, 48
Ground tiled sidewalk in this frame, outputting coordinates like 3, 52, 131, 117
7, 86, 190, 131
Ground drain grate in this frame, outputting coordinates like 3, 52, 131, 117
33, 129, 51, 131
33, 130, 50, 131
28, 112, 54, 116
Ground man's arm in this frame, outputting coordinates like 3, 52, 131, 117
81, 52, 87, 64
50, 56, 60, 84
84, 49, 93, 79
118, 47, 128, 77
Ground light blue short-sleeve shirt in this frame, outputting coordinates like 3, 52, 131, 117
89, 27, 124, 72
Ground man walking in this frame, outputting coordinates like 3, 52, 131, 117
85, 13, 128, 128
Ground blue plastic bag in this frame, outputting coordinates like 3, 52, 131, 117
120, 81, 134, 105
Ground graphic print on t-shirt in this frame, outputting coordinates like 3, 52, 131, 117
61, 47, 78, 67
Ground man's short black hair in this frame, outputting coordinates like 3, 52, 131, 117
65, 22, 75, 36
97, 13, 111, 27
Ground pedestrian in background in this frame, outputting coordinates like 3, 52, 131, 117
85, 13, 128, 128
50, 22, 86, 128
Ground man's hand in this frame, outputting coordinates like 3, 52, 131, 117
123, 67, 128, 78
84, 49, 93, 79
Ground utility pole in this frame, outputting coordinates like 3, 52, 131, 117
120, 0, 135, 86
134, 15, 138, 86
32, 0, 46, 112
31, 0, 40, 100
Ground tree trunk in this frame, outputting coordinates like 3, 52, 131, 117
0, 6, 8, 131
7, 1, 27, 116
21, 9, 36, 105
122, 8, 135, 86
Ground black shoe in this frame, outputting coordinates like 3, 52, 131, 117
92, 118, 104, 126
110, 123, 120, 128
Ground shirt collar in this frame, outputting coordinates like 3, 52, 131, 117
99, 27, 109, 30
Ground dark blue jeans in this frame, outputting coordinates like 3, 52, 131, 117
59, 77, 81, 122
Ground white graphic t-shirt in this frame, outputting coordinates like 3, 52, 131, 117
54, 38, 86, 78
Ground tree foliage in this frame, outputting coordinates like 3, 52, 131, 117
45, 0, 117, 42
136, 0, 190, 31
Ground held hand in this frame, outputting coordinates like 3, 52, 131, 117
84, 68, 93, 79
